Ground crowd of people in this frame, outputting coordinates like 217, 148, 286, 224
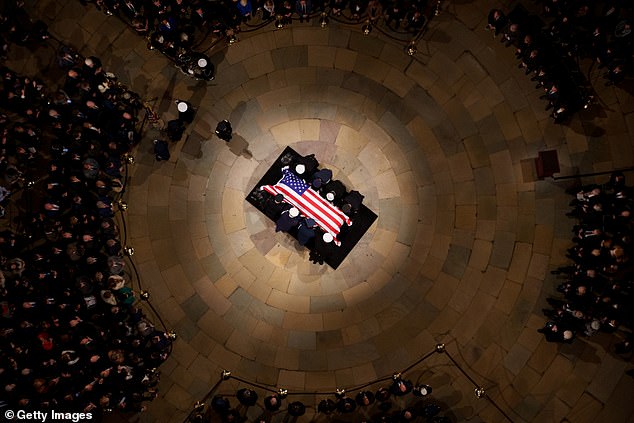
194, 376, 449, 423
538, 172, 633, 353
80, 0, 217, 79
487, 0, 632, 122
0, 2, 171, 415
83, 0, 434, 58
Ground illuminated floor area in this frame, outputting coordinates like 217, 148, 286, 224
13, 0, 634, 421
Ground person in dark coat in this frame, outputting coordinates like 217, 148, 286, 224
486, 8, 507, 35
264, 193, 290, 219
153, 139, 170, 161
297, 218, 317, 246
275, 208, 300, 232
237, 388, 258, 406
215, 119, 232, 141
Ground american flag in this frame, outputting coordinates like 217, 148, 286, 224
262, 168, 351, 246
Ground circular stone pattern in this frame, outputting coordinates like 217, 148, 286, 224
121, 19, 625, 422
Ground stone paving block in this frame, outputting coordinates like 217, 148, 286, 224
331, 47, 357, 71
479, 265, 507, 297
453, 181, 475, 206
406, 59, 440, 92
266, 69, 288, 91
471, 342, 505, 378
473, 169, 496, 199
222, 302, 259, 334
358, 141, 392, 177
466, 239, 490, 271
475, 75, 505, 108
504, 344, 531, 375
556, 373, 588, 408
507, 242, 532, 283
515, 394, 545, 422
474, 197, 495, 224
527, 252, 549, 280
373, 169, 400, 199
452, 229, 475, 251
448, 151, 475, 182
383, 66, 415, 98
447, 271, 480, 314
304, 370, 337, 390
428, 51, 465, 88
455, 205, 476, 230
341, 317, 381, 345
446, 97, 479, 139
313, 331, 344, 351
566, 393, 603, 423
172, 315, 200, 343
353, 53, 391, 85
426, 74, 454, 106
499, 77, 530, 113
495, 183, 517, 207
240, 75, 271, 102
347, 30, 383, 56
598, 376, 634, 423
266, 289, 310, 314
285, 66, 318, 86
533, 355, 572, 395
425, 272, 459, 310
608, 133, 634, 169
496, 206, 518, 234
474, 220, 496, 245
458, 50, 488, 83
343, 282, 375, 305
327, 343, 380, 370
467, 96, 494, 122
163, 383, 193, 413
513, 364, 541, 396
586, 353, 627, 403
533, 392, 572, 422
282, 311, 324, 331
277, 369, 306, 390
515, 106, 543, 145
496, 279, 522, 314
181, 294, 210, 324
163, 264, 195, 304
490, 231, 516, 269
463, 134, 491, 169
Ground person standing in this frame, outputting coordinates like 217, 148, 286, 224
215, 119, 232, 142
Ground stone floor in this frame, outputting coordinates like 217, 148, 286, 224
15, 0, 634, 421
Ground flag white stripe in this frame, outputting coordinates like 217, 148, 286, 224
303, 188, 344, 225
276, 184, 341, 235
262, 185, 339, 234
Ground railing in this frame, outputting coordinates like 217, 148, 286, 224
184, 342, 515, 422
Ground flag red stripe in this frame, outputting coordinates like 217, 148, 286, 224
302, 188, 345, 225
297, 188, 344, 229
262, 185, 339, 234
276, 185, 341, 235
